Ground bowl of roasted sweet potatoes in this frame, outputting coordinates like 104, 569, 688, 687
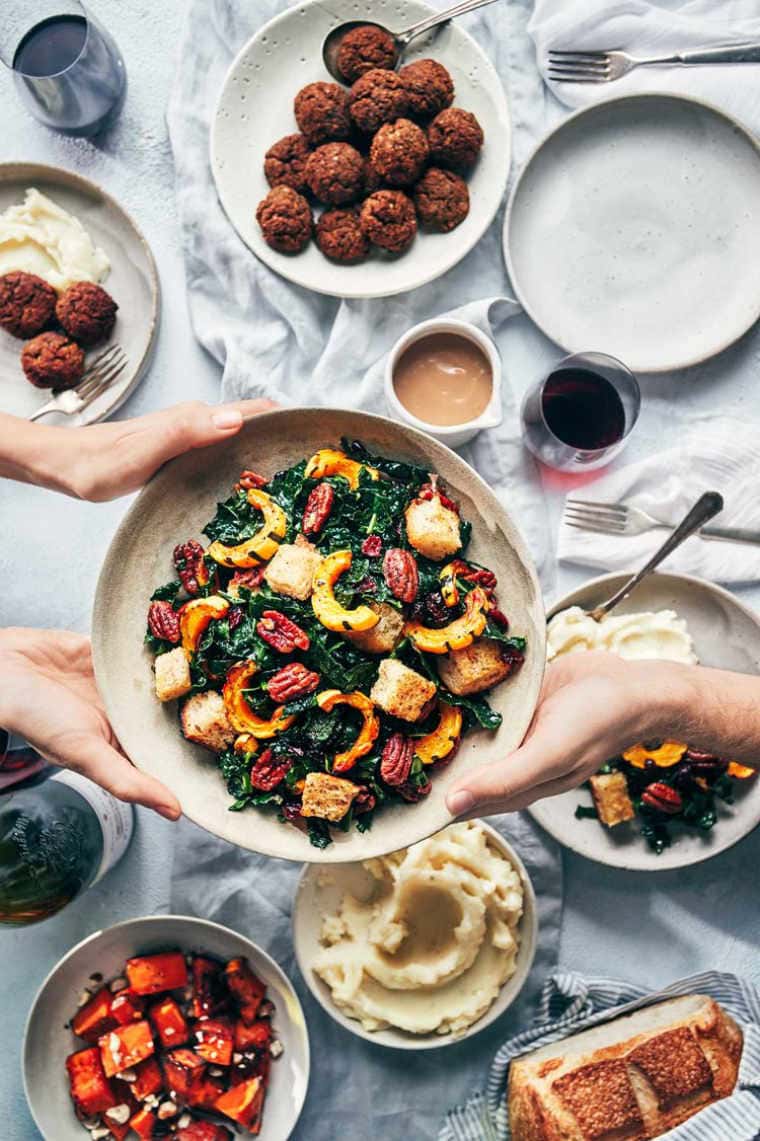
23, 915, 310, 1141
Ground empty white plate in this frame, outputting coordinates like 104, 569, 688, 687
504, 94, 760, 373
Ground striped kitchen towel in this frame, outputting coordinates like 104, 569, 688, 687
440, 970, 760, 1141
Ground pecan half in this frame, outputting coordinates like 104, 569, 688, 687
147, 600, 180, 644
236, 468, 268, 490
361, 534, 383, 557
267, 662, 320, 703
354, 786, 376, 814
302, 482, 335, 536
380, 732, 415, 786
383, 548, 418, 603
229, 566, 266, 594
250, 748, 293, 791
641, 782, 682, 815
257, 610, 310, 653
173, 539, 211, 596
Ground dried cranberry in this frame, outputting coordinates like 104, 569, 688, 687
488, 607, 509, 630
355, 575, 377, 594
424, 591, 450, 628
228, 606, 244, 631
361, 534, 383, 557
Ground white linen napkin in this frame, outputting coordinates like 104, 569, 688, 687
529, 0, 760, 135
557, 418, 760, 583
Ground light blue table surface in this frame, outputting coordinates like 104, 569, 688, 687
1, 2, 759, 1138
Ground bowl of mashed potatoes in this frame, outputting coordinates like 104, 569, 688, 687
292, 820, 537, 1049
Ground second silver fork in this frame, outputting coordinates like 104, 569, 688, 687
547, 42, 760, 84
564, 497, 760, 546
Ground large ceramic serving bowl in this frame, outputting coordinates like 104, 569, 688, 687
292, 819, 537, 1049
531, 571, 760, 871
23, 915, 310, 1141
211, 0, 511, 299
92, 408, 545, 863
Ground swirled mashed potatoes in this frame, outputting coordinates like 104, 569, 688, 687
0, 188, 110, 292
546, 606, 697, 664
313, 821, 524, 1036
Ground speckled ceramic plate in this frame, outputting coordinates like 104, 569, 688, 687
292, 820, 537, 1049
211, 0, 510, 299
23, 915, 309, 1141
0, 162, 159, 425
504, 94, 760, 372
530, 572, 760, 871
91, 408, 545, 863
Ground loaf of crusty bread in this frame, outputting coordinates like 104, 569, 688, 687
508, 994, 742, 1141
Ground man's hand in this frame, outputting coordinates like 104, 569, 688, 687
0, 628, 181, 820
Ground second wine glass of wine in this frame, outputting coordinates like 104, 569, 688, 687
520, 351, 641, 472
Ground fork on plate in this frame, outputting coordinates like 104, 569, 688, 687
547, 42, 760, 84
564, 498, 760, 546
28, 344, 127, 422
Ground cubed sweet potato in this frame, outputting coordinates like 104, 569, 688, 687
66, 1046, 117, 1117
130, 1056, 163, 1101
72, 987, 117, 1043
162, 1048, 206, 1103
126, 951, 188, 996
224, 958, 265, 1026
186, 1073, 226, 1110
129, 1107, 157, 1139
234, 1018, 271, 1054
99, 1020, 155, 1078
100, 1112, 131, 1141
191, 955, 229, 1019
193, 1016, 234, 1066
149, 995, 189, 1048
215, 1075, 264, 1133
111, 989, 145, 1026
176, 1122, 233, 1141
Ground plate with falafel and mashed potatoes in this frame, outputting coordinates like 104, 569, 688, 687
210, 0, 510, 299
0, 162, 159, 426
531, 571, 760, 872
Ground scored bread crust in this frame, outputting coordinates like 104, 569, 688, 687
508, 994, 742, 1141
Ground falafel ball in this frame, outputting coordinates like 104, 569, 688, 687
363, 157, 384, 194
294, 81, 351, 145
413, 167, 469, 232
0, 271, 57, 339
336, 25, 397, 84
305, 142, 365, 205
21, 331, 85, 389
427, 107, 484, 171
348, 69, 409, 134
256, 186, 313, 253
370, 118, 429, 187
316, 208, 370, 263
398, 59, 454, 120
359, 189, 417, 254
56, 281, 118, 346
264, 133, 312, 193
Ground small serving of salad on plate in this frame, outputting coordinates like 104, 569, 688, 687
146, 440, 526, 848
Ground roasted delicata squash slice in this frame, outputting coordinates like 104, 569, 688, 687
312, 550, 380, 632
207, 489, 287, 568
233, 733, 260, 756
304, 447, 379, 490
222, 661, 296, 738
439, 560, 464, 608
316, 689, 380, 773
622, 741, 687, 769
405, 587, 490, 654
414, 702, 463, 765
180, 595, 230, 654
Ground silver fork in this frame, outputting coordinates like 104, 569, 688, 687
29, 344, 127, 422
564, 497, 760, 545
547, 42, 760, 84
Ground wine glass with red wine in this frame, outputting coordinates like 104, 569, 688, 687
1, 1, 126, 137
521, 351, 640, 472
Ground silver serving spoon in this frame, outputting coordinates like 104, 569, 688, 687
323, 0, 500, 82
584, 491, 723, 621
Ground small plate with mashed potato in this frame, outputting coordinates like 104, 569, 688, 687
0, 163, 159, 425
533, 571, 760, 871
293, 820, 537, 1048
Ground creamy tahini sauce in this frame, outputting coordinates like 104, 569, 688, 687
393, 332, 492, 426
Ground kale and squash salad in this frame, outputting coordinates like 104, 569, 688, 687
146, 440, 526, 848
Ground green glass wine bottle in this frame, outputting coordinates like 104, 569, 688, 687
0, 739, 133, 926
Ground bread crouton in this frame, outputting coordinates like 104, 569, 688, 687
180, 691, 236, 753
155, 647, 192, 702
589, 772, 635, 827
405, 496, 461, 562
264, 538, 322, 600
345, 602, 404, 654
437, 638, 512, 696
370, 658, 437, 722
300, 771, 360, 822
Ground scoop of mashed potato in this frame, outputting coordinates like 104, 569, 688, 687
313, 821, 524, 1036
0, 188, 110, 292
546, 605, 697, 665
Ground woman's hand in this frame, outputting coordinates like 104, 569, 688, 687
0, 398, 276, 501
445, 651, 696, 819
0, 628, 181, 820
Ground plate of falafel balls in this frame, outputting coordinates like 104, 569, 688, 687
211, 0, 510, 299
0, 163, 159, 426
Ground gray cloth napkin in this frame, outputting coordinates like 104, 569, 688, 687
440, 970, 760, 1140
170, 812, 562, 1141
